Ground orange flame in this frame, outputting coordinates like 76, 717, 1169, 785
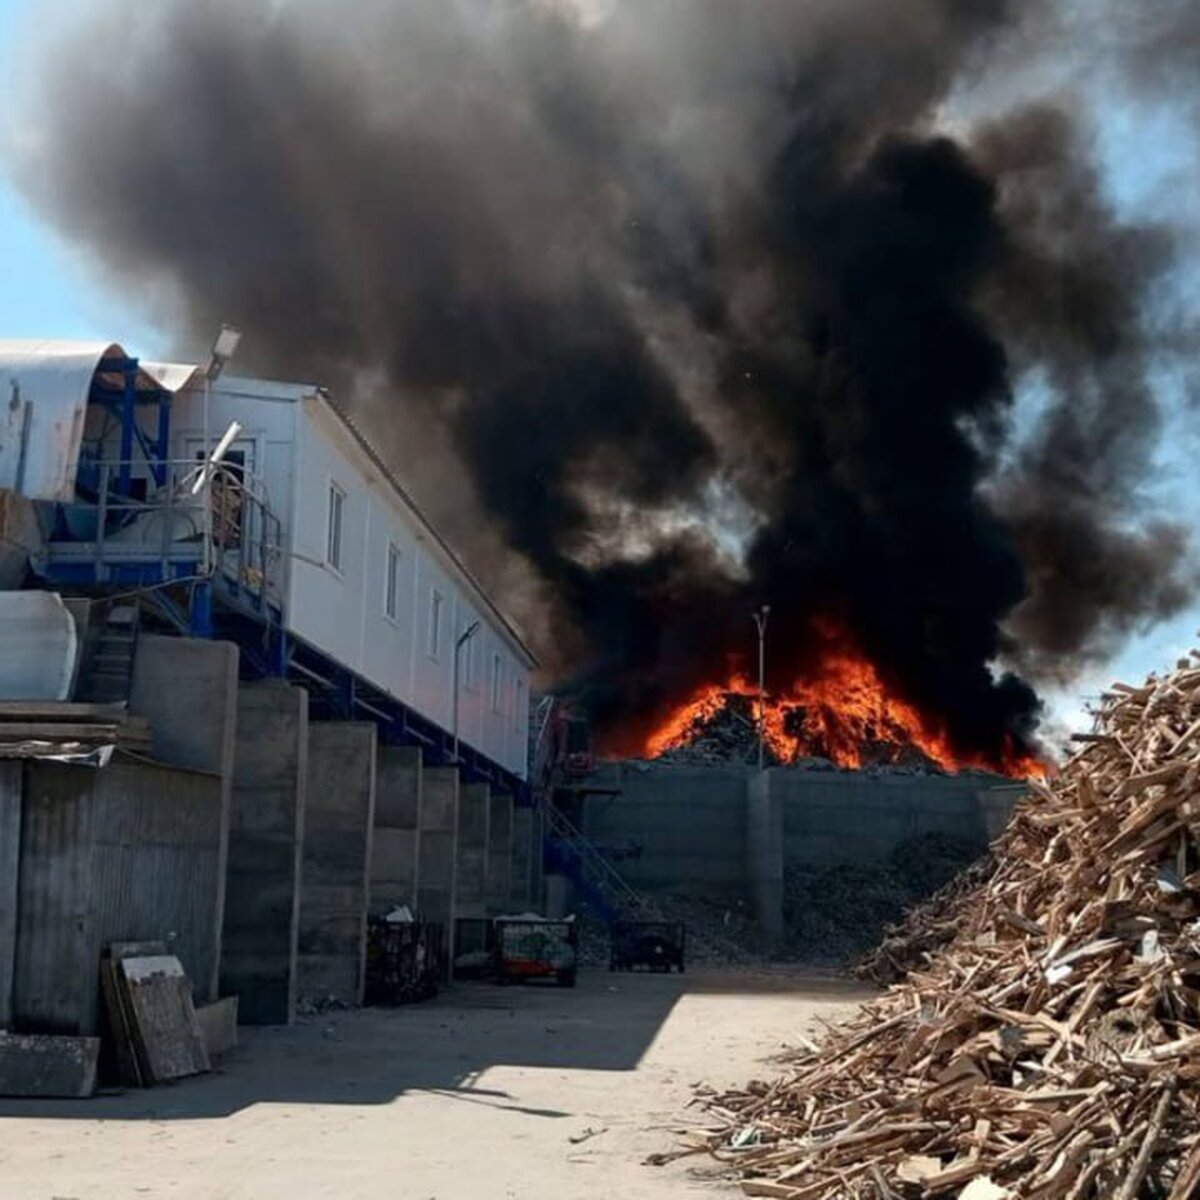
642, 643, 1046, 779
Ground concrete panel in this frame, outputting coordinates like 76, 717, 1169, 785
777, 772, 990, 866
581, 763, 751, 896
130, 634, 238, 1001
486, 792, 513, 915
746, 772, 783, 943
222, 683, 307, 1026
375, 746, 421, 830
417, 768, 458, 974
455, 782, 490, 920
510, 807, 533, 910
371, 746, 422, 914
298, 722, 376, 1007
14, 759, 224, 1036
0, 763, 21, 1028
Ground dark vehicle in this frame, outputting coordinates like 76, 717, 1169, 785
494, 917, 579, 987
364, 917, 445, 1004
609, 921, 686, 974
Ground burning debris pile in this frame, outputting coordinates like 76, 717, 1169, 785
673, 656, 1200, 1198
641, 639, 1041, 777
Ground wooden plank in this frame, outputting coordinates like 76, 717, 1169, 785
100, 958, 143, 1088
0, 702, 128, 720
117, 956, 211, 1084
0, 1034, 100, 1098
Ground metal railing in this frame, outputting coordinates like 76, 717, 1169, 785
51, 458, 284, 605
543, 803, 656, 922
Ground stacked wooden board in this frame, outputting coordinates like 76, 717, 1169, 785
0, 701, 151, 757
673, 659, 1200, 1198
102, 945, 211, 1086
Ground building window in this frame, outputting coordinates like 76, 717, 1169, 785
490, 653, 502, 713
428, 589, 444, 659
326, 482, 346, 572
385, 543, 401, 621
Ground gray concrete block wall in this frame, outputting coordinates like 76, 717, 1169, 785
371, 746, 422, 914
298, 722, 377, 1008
0, 762, 21, 1028
746, 772, 783, 943
417, 767, 458, 974
510, 806, 534, 910
582, 763, 752, 896
14, 758, 224, 1036
455, 782, 490, 920
777, 771, 991, 866
130, 634, 238, 1000
486, 792, 513, 915
222, 682, 308, 1026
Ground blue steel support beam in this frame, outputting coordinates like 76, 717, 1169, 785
155, 395, 171, 486
189, 580, 214, 637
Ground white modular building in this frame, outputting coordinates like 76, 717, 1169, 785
0, 340, 535, 785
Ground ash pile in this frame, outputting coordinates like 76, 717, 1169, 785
679, 658, 1200, 1198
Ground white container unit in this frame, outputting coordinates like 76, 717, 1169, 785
170, 376, 535, 779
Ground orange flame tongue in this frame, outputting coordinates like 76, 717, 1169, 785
642, 643, 1044, 778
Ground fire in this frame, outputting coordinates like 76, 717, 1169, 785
643, 644, 1046, 779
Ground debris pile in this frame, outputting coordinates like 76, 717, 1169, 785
786, 834, 985, 966
854, 852, 999, 985
678, 662, 1200, 1198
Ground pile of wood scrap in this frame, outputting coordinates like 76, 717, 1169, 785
854, 853, 999, 985
675, 660, 1200, 1198
0, 701, 151, 759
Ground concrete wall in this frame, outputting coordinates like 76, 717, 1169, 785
582, 763, 752, 896
297, 722, 377, 1007
574, 763, 1021, 942
0, 762, 21, 1028
371, 746, 422, 913
455, 782, 490, 920
486, 792, 513, 915
775, 770, 991, 866
13, 757, 224, 1036
130, 634, 238, 999
510, 806, 534, 910
221, 682, 308, 1026
417, 767, 458, 973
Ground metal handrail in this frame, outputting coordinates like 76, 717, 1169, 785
54, 457, 284, 604
544, 804, 654, 918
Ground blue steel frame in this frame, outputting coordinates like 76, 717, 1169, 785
43, 361, 533, 806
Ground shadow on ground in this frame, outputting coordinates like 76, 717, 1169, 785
0, 967, 873, 1122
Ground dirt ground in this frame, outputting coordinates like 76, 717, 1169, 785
0, 968, 872, 1200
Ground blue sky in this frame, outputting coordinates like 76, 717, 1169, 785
0, 0, 1196, 737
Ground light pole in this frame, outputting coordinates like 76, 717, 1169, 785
452, 619, 481, 763
752, 604, 771, 772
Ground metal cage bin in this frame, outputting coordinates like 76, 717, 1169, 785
609, 921, 686, 973
364, 918, 445, 1005
493, 917, 579, 987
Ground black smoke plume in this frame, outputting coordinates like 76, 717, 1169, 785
6, 0, 1197, 760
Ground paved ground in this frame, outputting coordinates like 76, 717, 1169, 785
0, 968, 872, 1200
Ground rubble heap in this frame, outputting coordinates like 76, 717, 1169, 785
675, 662, 1200, 1198
853, 851, 999, 984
